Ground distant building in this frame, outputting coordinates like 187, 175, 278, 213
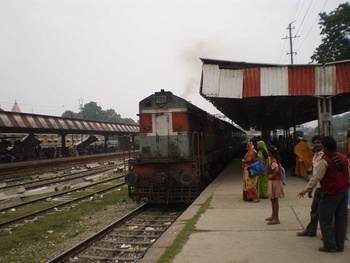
11, 100, 21, 113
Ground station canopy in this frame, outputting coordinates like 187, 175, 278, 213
199, 58, 350, 131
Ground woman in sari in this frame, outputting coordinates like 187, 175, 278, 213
294, 136, 313, 177
242, 141, 260, 203
257, 140, 270, 198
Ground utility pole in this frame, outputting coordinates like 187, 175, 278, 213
282, 21, 299, 64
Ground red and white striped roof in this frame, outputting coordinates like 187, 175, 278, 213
201, 60, 350, 98
0, 111, 139, 134
200, 59, 350, 130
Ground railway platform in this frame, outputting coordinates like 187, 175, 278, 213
139, 159, 350, 263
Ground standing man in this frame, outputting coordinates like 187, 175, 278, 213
297, 135, 324, 237
298, 136, 349, 252
294, 136, 314, 178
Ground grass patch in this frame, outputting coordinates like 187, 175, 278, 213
157, 196, 213, 263
0, 186, 133, 263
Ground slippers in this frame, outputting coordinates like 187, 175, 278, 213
267, 220, 280, 225
251, 199, 259, 203
265, 217, 273, 221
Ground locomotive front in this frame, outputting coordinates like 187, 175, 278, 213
125, 90, 202, 204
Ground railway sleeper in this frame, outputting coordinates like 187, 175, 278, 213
99, 240, 153, 246
107, 233, 159, 238
130, 185, 200, 203
91, 246, 147, 252
118, 228, 166, 233
77, 254, 138, 262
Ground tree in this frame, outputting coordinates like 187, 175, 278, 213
82, 102, 102, 121
100, 109, 122, 123
61, 110, 80, 119
61, 101, 137, 125
311, 2, 350, 63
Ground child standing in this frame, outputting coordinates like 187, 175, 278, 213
266, 146, 285, 225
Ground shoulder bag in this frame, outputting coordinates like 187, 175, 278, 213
248, 159, 266, 177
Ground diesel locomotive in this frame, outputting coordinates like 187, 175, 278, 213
124, 90, 246, 204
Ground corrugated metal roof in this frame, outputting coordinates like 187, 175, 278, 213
0, 111, 139, 135
200, 59, 350, 130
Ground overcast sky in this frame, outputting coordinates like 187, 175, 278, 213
0, 0, 346, 125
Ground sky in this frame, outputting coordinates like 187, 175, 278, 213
0, 0, 347, 126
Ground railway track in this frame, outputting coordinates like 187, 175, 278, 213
0, 162, 121, 192
47, 204, 187, 263
0, 151, 136, 179
0, 175, 125, 229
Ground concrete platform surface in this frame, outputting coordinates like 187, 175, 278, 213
139, 159, 350, 263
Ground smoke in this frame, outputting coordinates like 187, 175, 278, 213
179, 39, 243, 98
179, 40, 220, 99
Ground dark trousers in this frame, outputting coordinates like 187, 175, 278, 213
319, 190, 348, 250
305, 188, 322, 235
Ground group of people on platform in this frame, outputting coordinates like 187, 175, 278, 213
255, 134, 316, 178
242, 140, 284, 225
241, 135, 349, 253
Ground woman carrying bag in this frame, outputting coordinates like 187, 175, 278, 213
242, 141, 260, 203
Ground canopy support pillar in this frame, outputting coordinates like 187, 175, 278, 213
317, 96, 333, 136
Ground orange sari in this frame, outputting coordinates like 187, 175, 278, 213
294, 140, 313, 177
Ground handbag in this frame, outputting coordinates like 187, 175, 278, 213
248, 160, 266, 177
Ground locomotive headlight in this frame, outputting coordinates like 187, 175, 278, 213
124, 173, 138, 186
179, 172, 194, 186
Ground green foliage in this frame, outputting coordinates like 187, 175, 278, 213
332, 112, 350, 132
303, 112, 350, 154
306, 112, 350, 135
311, 2, 350, 63
82, 101, 103, 121
61, 110, 80, 119
61, 101, 137, 124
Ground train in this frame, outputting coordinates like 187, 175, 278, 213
124, 89, 247, 204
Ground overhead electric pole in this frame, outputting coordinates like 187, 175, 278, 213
282, 21, 299, 64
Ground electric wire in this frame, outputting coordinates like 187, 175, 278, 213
297, 0, 329, 51
278, 0, 303, 64
279, 0, 332, 64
